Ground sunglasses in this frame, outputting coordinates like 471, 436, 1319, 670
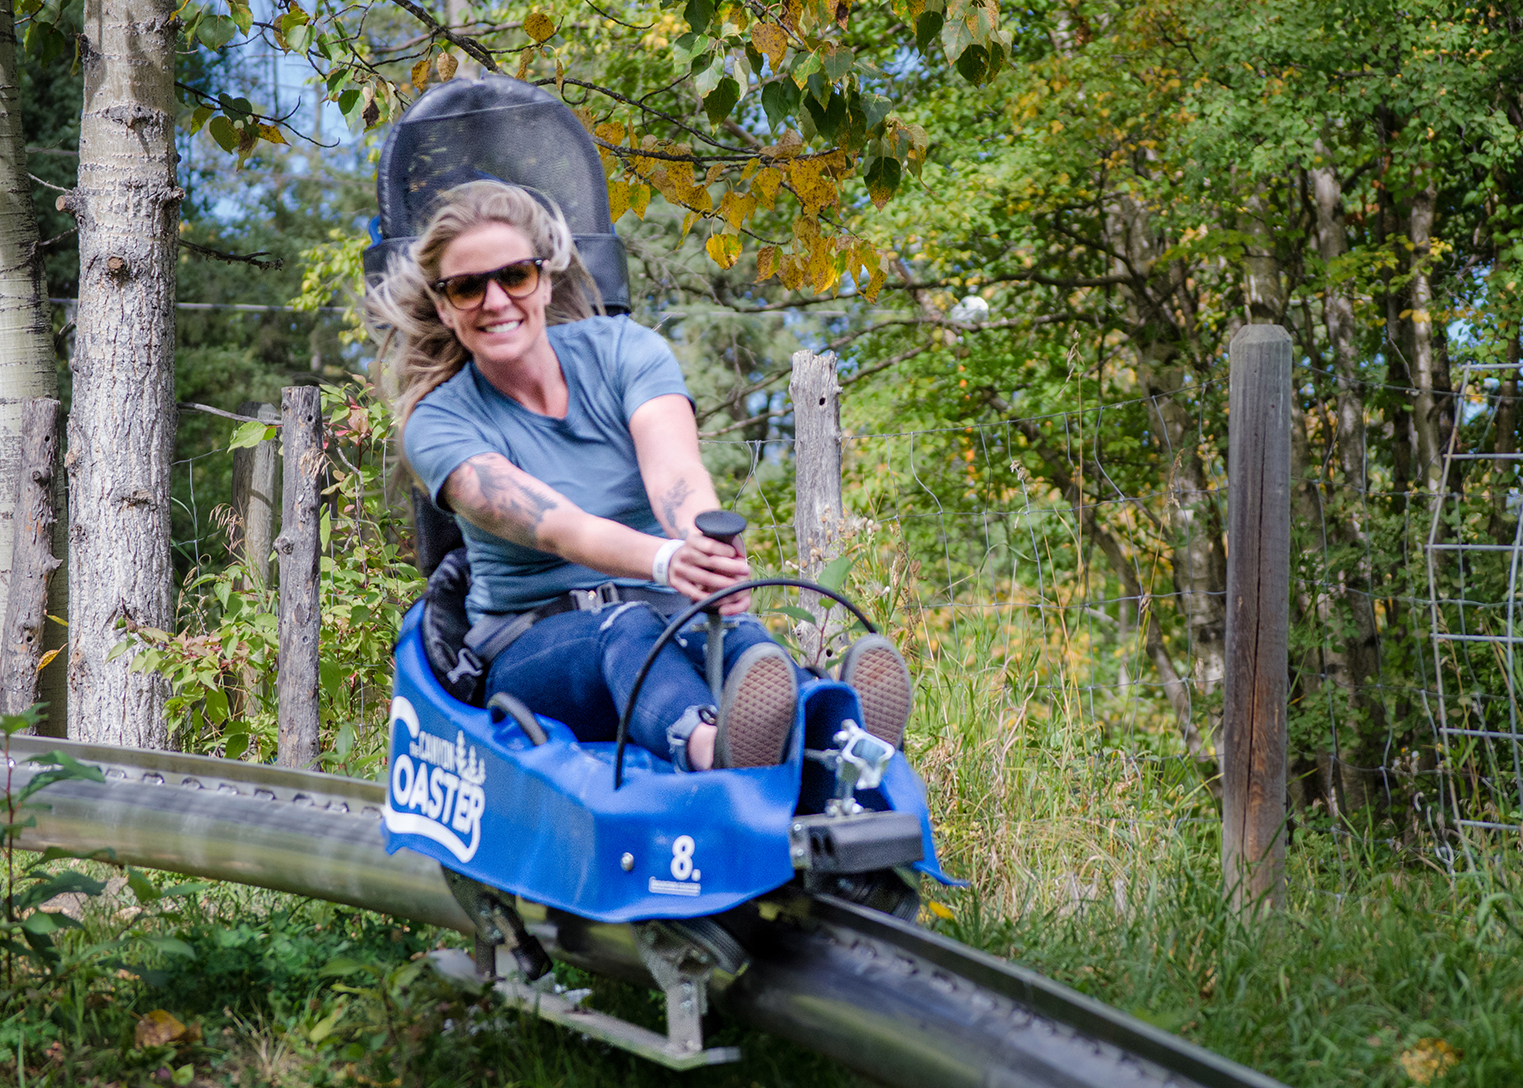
433, 258, 547, 309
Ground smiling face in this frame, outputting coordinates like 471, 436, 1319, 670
434, 221, 555, 379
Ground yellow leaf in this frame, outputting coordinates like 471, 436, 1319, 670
740, 157, 761, 181
515, 50, 534, 80
867, 171, 894, 210
257, 124, 288, 146
752, 166, 783, 210
927, 900, 955, 920
524, 11, 556, 42
807, 239, 837, 293
136, 1010, 187, 1049
686, 183, 714, 214
718, 190, 758, 232
863, 265, 886, 301
436, 52, 458, 80
36, 646, 60, 673
680, 211, 700, 240
705, 162, 725, 185
780, 253, 804, 291
607, 177, 630, 223
751, 23, 788, 69
630, 183, 651, 218
755, 245, 779, 281
594, 122, 625, 146
411, 55, 431, 90
705, 233, 741, 269
787, 159, 837, 213
1398, 1039, 1457, 1086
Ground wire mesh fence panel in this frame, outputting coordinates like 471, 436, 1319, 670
1426, 359, 1523, 863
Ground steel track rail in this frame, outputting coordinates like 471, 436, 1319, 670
3, 737, 1283, 1088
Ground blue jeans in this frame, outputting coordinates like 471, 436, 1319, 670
485, 602, 799, 768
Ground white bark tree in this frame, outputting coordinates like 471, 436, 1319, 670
59, 0, 178, 746
0, 0, 63, 696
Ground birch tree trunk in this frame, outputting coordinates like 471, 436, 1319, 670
0, 0, 63, 725
60, 0, 179, 746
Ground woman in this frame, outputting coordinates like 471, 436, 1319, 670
370, 181, 911, 770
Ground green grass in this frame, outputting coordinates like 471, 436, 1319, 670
4, 592, 1522, 1086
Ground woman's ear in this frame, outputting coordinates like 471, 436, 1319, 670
435, 300, 457, 331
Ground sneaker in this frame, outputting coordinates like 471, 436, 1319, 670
838, 634, 912, 748
715, 643, 798, 768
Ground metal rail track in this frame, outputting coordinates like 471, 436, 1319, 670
4, 737, 1284, 1088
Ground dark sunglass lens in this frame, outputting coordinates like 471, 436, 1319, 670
494, 262, 537, 296
445, 273, 489, 307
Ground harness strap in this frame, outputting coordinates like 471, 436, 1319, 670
451, 583, 685, 685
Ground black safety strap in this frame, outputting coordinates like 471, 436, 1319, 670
449, 583, 685, 686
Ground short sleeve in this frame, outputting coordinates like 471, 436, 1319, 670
613, 319, 692, 422
402, 393, 497, 509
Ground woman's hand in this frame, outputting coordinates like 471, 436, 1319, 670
667, 534, 751, 614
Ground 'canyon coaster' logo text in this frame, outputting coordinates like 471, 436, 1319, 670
383, 696, 486, 862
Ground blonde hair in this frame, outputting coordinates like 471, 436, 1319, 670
367, 181, 602, 429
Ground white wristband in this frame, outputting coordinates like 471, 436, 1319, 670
651, 538, 684, 586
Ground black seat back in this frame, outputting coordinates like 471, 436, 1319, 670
413, 486, 465, 578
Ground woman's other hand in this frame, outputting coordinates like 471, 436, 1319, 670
668, 534, 751, 614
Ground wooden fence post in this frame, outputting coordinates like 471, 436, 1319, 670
0, 398, 61, 718
791, 349, 844, 667
1222, 324, 1292, 914
275, 386, 322, 769
230, 401, 279, 586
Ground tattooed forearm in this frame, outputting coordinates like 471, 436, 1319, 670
659, 476, 694, 536
459, 454, 560, 548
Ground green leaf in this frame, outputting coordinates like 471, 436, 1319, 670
703, 77, 741, 126
17, 751, 106, 804
761, 78, 800, 130
821, 44, 854, 82
954, 42, 989, 84
767, 604, 821, 625
915, 10, 943, 52
319, 659, 347, 698
320, 955, 368, 977
172, 1064, 196, 1087
21, 911, 74, 936
227, 0, 251, 33
143, 935, 196, 958
207, 115, 239, 153
197, 13, 237, 49
37, 845, 118, 865
203, 686, 229, 724
159, 881, 212, 900
804, 90, 846, 141
22, 870, 106, 904
861, 92, 892, 133
223, 732, 249, 761
227, 421, 275, 452
308, 1005, 345, 1043
694, 54, 725, 97
126, 867, 161, 903
682, 0, 714, 34
817, 553, 856, 592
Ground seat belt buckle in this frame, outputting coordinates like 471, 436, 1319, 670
573, 583, 622, 613
446, 647, 484, 686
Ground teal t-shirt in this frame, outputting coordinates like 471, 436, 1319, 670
403, 315, 691, 619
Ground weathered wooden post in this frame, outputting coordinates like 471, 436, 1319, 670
275, 386, 322, 769
230, 401, 279, 586
0, 398, 61, 717
791, 349, 843, 667
1222, 324, 1292, 913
